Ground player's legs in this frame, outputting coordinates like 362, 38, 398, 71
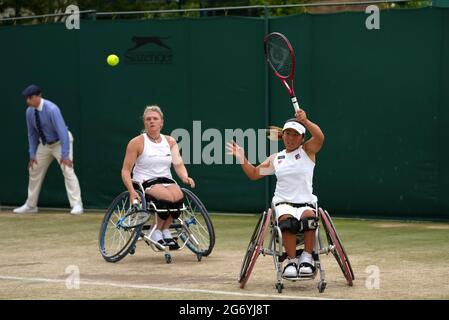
301, 210, 316, 254
146, 184, 174, 231
278, 214, 297, 259
145, 183, 183, 248
276, 205, 299, 278
298, 209, 317, 276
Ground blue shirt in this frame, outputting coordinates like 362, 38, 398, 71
26, 98, 70, 160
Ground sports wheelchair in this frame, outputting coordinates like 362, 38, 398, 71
99, 178, 215, 264
238, 204, 354, 293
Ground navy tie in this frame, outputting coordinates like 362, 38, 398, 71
34, 109, 47, 145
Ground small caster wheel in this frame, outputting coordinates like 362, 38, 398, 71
197, 254, 202, 262
129, 247, 135, 255
165, 253, 172, 264
318, 281, 327, 293
275, 283, 283, 293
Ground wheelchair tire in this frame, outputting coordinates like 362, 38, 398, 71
319, 208, 355, 286
238, 209, 272, 289
99, 191, 144, 263
177, 188, 215, 257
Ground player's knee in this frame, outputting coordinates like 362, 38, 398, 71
302, 210, 315, 218
173, 192, 184, 202
298, 216, 318, 233
279, 217, 299, 234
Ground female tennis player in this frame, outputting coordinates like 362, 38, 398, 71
227, 108, 324, 278
121, 105, 195, 249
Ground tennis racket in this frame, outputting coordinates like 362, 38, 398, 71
264, 32, 299, 112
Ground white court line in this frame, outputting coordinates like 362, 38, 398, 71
0, 275, 337, 300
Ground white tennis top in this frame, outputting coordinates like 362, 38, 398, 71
272, 146, 318, 205
132, 134, 173, 183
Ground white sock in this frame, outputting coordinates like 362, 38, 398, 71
287, 257, 298, 265
151, 229, 163, 242
299, 251, 313, 265
162, 229, 172, 239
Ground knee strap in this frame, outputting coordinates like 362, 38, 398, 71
279, 217, 318, 234
279, 218, 300, 234
153, 199, 184, 220
298, 217, 318, 233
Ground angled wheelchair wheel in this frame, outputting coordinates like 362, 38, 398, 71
238, 209, 272, 289
99, 191, 144, 263
177, 188, 215, 257
319, 208, 355, 286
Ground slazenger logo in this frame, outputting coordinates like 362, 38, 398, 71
125, 36, 173, 64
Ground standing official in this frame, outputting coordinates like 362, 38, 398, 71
13, 84, 84, 215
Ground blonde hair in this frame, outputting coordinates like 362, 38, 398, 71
143, 105, 164, 120
141, 105, 164, 134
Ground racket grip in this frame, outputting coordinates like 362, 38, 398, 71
291, 97, 300, 112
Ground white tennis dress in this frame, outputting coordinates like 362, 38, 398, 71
132, 134, 173, 183
272, 146, 318, 219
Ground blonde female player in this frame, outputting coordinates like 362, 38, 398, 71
226, 108, 324, 278
121, 105, 195, 250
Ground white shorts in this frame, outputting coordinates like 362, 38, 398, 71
274, 204, 316, 221
145, 183, 176, 192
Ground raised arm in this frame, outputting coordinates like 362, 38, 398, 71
296, 109, 324, 158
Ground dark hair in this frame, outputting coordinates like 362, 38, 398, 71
284, 118, 301, 125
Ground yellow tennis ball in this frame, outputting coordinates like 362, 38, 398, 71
107, 54, 119, 66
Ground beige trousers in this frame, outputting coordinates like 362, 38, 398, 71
25, 132, 83, 208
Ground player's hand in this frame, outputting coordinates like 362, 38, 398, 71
226, 141, 245, 163
130, 190, 141, 205
183, 177, 195, 188
28, 159, 37, 169
60, 159, 73, 168
295, 108, 308, 124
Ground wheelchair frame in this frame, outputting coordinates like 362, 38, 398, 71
99, 179, 215, 264
238, 204, 354, 293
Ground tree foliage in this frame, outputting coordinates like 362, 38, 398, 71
0, 0, 433, 25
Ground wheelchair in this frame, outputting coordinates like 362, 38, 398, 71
98, 178, 215, 264
238, 203, 354, 293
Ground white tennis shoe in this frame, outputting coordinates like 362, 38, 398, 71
282, 258, 299, 278
70, 204, 84, 215
298, 251, 315, 276
13, 204, 38, 214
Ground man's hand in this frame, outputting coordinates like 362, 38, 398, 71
28, 159, 37, 169
60, 159, 73, 168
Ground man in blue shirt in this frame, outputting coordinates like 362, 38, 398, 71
13, 84, 84, 215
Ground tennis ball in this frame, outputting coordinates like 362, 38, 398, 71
107, 54, 119, 66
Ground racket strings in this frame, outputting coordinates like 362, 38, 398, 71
265, 35, 293, 78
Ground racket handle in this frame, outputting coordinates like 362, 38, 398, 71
291, 97, 300, 112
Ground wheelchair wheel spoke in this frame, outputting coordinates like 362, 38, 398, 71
99, 191, 143, 263
182, 208, 210, 251
178, 188, 215, 257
